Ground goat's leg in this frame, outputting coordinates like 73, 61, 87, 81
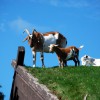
73, 58, 77, 66
64, 60, 67, 66
40, 52, 45, 68
32, 51, 36, 67
61, 61, 64, 68
76, 57, 80, 66
60, 61, 63, 68
58, 60, 61, 68
74, 57, 80, 66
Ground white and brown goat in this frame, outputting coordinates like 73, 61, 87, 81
23, 29, 67, 67
81, 55, 100, 66
48, 44, 84, 68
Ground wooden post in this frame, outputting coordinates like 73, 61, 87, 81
16, 46, 25, 67
10, 46, 25, 100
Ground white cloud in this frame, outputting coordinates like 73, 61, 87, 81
9, 18, 33, 31
9, 18, 52, 33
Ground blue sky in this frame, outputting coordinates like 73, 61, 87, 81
0, 0, 100, 99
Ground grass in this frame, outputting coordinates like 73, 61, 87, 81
26, 66, 100, 100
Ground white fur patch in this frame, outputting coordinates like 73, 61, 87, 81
31, 50, 36, 56
54, 33, 59, 39
66, 49, 73, 60
43, 34, 58, 52
29, 34, 32, 38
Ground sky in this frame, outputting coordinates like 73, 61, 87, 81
0, 0, 100, 99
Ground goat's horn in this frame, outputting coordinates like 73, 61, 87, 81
23, 29, 30, 35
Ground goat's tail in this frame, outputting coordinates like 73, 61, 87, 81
78, 45, 84, 50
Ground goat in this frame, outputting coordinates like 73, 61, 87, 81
48, 44, 84, 68
23, 29, 67, 67
81, 55, 100, 66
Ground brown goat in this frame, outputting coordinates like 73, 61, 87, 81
49, 44, 84, 68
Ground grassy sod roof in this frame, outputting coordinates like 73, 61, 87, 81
26, 66, 100, 100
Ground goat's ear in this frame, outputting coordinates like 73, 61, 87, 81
86, 55, 88, 58
23, 37, 27, 42
48, 46, 50, 48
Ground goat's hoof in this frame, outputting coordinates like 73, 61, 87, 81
33, 65, 36, 67
42, 65, 45, 68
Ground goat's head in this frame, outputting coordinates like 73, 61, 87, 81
81, 55, 88, 62
48, 44, 58, 52
32, 29, 44, 43
81, 55, 95, 66
23, 28, 44, 48
81, 55, 93, 66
